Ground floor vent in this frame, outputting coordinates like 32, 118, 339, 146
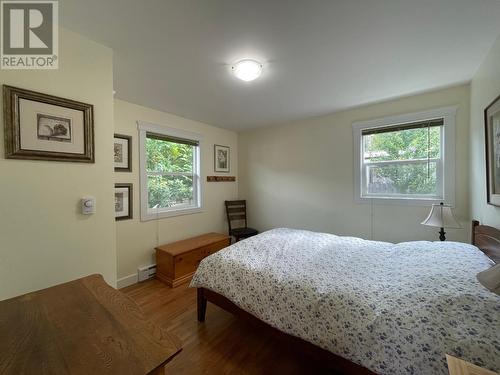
138, 264, 156, 282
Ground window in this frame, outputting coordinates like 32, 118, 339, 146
352, 107, 456, 205
138, 122, 201, 220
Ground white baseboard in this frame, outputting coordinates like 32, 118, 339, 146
117, 273, 138, 289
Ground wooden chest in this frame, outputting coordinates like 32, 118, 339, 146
155, 233, 231, 287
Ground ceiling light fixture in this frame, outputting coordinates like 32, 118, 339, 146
231, 59, 263, 82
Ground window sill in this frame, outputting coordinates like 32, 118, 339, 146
141, 206, 203, 221
355, 196, 448, 206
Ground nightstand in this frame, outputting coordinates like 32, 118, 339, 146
446, 354, 499, 375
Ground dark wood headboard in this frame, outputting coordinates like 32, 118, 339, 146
472, 220, 500, 264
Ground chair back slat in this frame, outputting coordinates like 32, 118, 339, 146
227, 200, 246, 205
227, 207, 245, 214
228, 214, 246, 220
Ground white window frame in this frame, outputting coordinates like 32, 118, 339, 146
138, 121, 202, 221
352, 106, 457, 206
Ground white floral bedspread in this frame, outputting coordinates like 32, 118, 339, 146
190, 228, 500, 374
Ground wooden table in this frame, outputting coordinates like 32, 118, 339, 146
447, 355, 499, 375
0, 274, 181, 374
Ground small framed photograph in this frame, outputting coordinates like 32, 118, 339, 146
115, 183, 133, 221
485, 94, 500, 207
3, 85, 94, 162
114, 134, 132, 172
214, 144, 230, 173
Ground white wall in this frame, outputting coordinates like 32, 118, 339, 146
0, 28, 116, 300
470, 35, 500, 228
114, 99, 238, 287
239, 85, 470, 243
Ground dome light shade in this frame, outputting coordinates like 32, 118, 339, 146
232, 59, 262, 82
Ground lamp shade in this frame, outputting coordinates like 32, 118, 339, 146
421, 203, 461, 229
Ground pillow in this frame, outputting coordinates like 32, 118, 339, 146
477, 263, 500, 295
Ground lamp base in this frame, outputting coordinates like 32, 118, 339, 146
439, 227, 446, 241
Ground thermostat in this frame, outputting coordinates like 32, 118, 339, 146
81, 197, 96, 215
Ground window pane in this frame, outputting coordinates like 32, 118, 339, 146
148, 175, 194, 209
366, 161, 438, 196
363, 126, 440, 162
146, 137, 193, 173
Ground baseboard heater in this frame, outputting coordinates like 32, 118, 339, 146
138, 264, 156, 282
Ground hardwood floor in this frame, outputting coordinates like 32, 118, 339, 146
123, 279, 333, 374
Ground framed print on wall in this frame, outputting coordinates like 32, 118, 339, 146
115, 183, 133, 221
114, 134, 132, 172
214, 144, 230, 173
485, 94, 500, 207
3, 85, 94, 162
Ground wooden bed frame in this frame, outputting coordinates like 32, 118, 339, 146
197, 220, 500, 374
472, 220, 500, 263
196, 288, 375, 374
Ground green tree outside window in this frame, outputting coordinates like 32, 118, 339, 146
363, 126, 441, 195
146, 137, 195, 209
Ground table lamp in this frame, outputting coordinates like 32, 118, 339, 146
421, 202, 461, 241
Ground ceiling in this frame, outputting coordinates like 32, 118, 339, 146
60, 0, 500, 131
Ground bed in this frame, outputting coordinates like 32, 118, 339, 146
190, 221, 500, 375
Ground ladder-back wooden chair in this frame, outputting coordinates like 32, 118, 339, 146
225, 200, 258, 243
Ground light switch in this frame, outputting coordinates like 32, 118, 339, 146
81, 197, 96, 215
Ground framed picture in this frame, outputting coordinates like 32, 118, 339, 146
485, 94, 500, 207
114, 134, 132, 172
214, 144, 230, 173
3, 85, 94, 162
115, 183, 133, 221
